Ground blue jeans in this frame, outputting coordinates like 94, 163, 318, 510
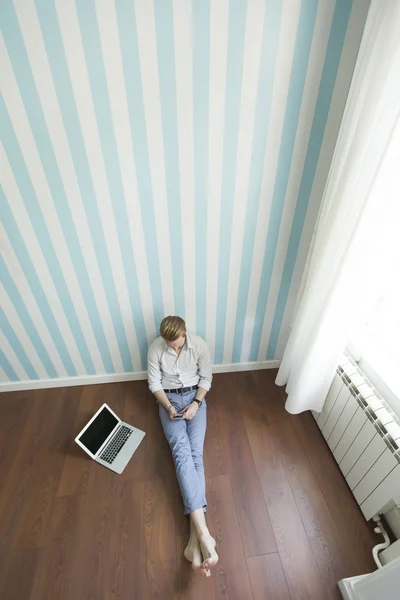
158, 389, 207, 515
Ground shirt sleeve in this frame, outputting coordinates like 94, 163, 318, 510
147, 344, 163, 394
197, 339, 213, 392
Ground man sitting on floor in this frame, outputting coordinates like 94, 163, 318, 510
147, 316, 218, 577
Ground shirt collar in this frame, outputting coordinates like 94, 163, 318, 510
166, 343, 175, 355
164, 333, 192, 354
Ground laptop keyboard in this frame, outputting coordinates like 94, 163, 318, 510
99, 425, 133, 464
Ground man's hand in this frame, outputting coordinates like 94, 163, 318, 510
182, 402, 199, 421
168, 405, 177, 420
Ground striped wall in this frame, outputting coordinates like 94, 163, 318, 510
0, 0, 369, 386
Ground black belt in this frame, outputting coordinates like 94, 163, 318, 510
164, 385, 198, 394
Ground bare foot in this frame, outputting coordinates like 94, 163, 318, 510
184, 538, 211, 577
198, 533, 218, 570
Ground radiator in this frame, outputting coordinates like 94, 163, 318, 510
313, 356, 400, 521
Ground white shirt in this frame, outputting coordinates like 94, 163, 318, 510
147, 332, 213, 394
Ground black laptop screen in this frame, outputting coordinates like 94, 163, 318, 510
79, 407, 118, 454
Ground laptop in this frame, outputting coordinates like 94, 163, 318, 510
75, 403, 145, 474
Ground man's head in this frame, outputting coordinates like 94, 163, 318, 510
160, 316, 186, 351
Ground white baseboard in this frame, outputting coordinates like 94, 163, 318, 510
212, 360, 280, 373
0, 360, 280, 393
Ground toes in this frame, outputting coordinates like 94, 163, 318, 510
205, 555, 218, 569
196, 565, 210, 577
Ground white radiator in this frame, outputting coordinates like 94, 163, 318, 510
313, 356, 400, 521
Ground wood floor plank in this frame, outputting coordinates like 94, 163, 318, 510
0, 397, 31, 555
119, 381, 148, 484
270, 417, 349, 600
65, 462, 116, 600
106, 479, 150, 600
176, 534, 215, 600
144, 394, 178, 599
241, 374, 326, 600
203, 393, 227, 478
247, 553, 291, 600
0, 391, 48, 545
29, 494, 86, 600
0, 393, 28, 480
292, 411, 378, 574
56, 385, 98, 497
213, 375, 277, 556
0, 548, 41, 600
253, 369, 290, 422
13, 388, 81, 549
206, 474, 253, 600
123, 379, 149, 416
144, 478, 178, 599
0, 545, 8, 596
91, 381, 126, 417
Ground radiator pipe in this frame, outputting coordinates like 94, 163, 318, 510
372, 516, 391, 568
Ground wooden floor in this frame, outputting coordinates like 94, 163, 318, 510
0, 370, 378, 600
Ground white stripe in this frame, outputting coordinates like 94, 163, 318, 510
0, 282, 48, 379
0, 369, 9, 384
173, 0, 196, 331
274, 0, 370, 358
257, 0, 335, 360
241, 0, 302, 362
223, 0, 266, 363
0, 330, 30, 381
206, 0, 229, 362
134, 0, 175, 316
1, 223, 67, 377
2, 40, 99, 375
55, 0, 140, 371
11, 1, 122, 372
95, 0, 156, 346
0, 143, 86, 375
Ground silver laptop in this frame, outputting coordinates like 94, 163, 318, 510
75, 403, 145, 474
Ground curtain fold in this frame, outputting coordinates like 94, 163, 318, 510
276, 0, 400, 414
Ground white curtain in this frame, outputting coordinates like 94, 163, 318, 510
276, 0, 400, 414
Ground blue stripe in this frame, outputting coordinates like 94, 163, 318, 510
30, 3, 116, 375
0, 313, 38, 381
115, 0, 165, 332
249, 0, 318, 361
153, 0, 185, 318
214, 0, 248, 364
192, 0, 210, 339
0, 258, 54, 378
1, 126, 79, 377
74, 0, 149, 370
33, 0, 134, 373
2, 5, 101, 375
232, 1, 283, 363
0, 348, 19, 381
267, 0, 353, 359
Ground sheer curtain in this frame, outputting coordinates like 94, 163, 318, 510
276, 0, 400, 414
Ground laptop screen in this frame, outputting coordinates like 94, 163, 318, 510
78, 406, 118, 454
